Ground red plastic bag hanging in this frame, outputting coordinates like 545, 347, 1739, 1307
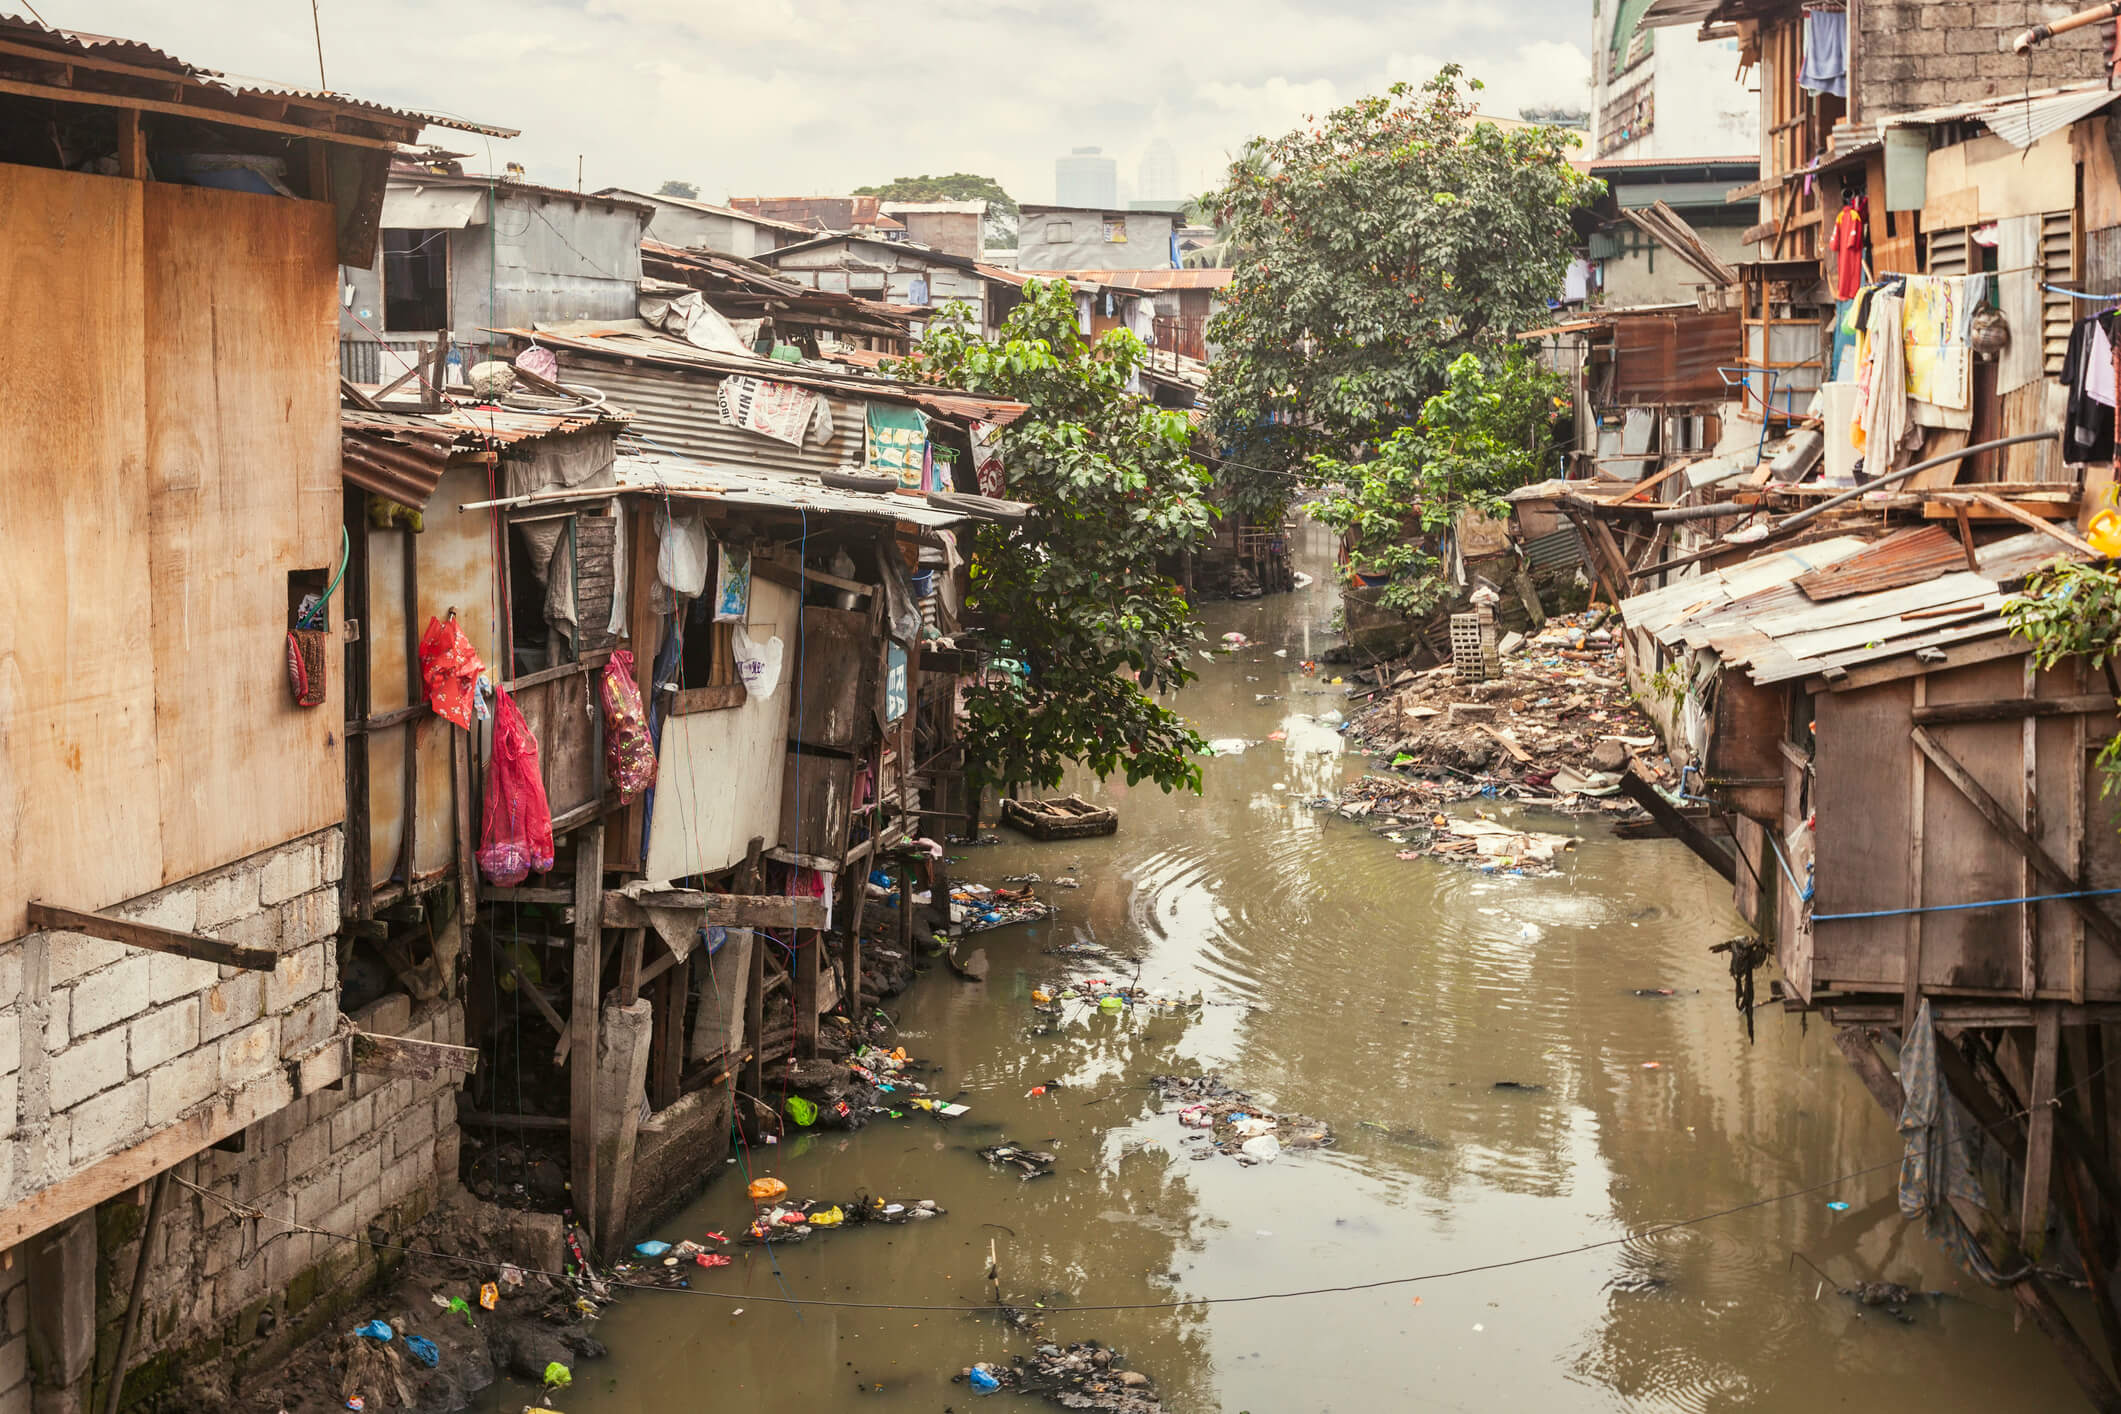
418, 612, 486, 730
598, 649, 657, 803
477, 687, 555, 886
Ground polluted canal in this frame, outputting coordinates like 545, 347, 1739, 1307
481, 522, 2082, 1412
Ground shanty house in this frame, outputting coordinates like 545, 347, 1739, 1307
0, 18, 508, 1411
594, 187, 811, 258
339, 167, 653, 383
1016, 203, 1185, 273
758, 232, 1019, 335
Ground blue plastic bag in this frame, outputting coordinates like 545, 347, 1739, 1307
402, 1333, 440, 1368
355, 1320, 394, 1342
635, 1240, 672, 1257
968, 1367, 1001, 1393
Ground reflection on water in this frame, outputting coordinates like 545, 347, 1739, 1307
491, 519, 2080, 1412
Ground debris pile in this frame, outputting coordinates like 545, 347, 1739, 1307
948, 880, 1058, 937
771, 1043, 969, 1130
979, 1142, 1059, 1180
743, 1193, 945, 1244
1151, 1074, 1333, 1163
960, 1343, 1160, 1411
1338, 609, 1659, 810
1031, 979, 1201, 1018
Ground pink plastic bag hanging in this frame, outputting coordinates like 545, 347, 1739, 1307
477, 688, 555, 886
598, 649, 657, 803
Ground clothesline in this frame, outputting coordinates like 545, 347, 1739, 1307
2046, 284, 2121, 302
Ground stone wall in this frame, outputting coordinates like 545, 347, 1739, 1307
81, 993, 464, 1410
1859, 2, 2109, 118
2, 828, 345, 1212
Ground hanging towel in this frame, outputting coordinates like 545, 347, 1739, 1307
1800, 8, 1848, 97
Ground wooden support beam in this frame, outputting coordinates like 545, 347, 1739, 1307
350, 1030, 480, 1082
1905, 678, 1927, 1031
1615, 769, 1736, 881
568, 824, 605, 1244
2013, 1276, 2121, 1414
1912, 693, 2117, 725
24, 903, 276, 972
617, 926, 645, 1007
1910, 726, 2121, 960
1832, 1026, 1906, 1113
792, 929, 820, 1060
740, 838, 766, 1117
484, 886, 572, 904
652, 957, 688, 1110
2023, 1006, 2061, 1256
601, 891, 827, 932
1966, 491, 2099, 556
0, 74, 410, 149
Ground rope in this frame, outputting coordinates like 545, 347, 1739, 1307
1813, 886, 2121, 922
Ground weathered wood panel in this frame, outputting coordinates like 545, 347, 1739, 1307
1814, 653, 2121, 999
1779, 744, 1816, 999
644, 577, 797, 879
143, 183, 344, 886
790, 606, 875, 750
0, 166, 160, 938
780, 751, 856, 860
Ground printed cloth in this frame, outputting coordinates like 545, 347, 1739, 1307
865, 401, 930, 489
969, 420, 1007, 497
718, 375, 829, 448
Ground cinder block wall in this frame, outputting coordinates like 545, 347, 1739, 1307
1859, 2, 2109, 117
2, 829, 345, 1208
81, 994, 465, 1410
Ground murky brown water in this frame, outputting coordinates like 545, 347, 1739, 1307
487, 520, 2082, 1412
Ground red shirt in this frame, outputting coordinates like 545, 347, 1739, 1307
1831, 199, 1867, 300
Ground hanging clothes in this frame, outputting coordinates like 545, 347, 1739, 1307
2063, 311, 2119, 463
1855, 289, 1918, 469
1829, 197, 1867, 302
1800, 6, 1849, 98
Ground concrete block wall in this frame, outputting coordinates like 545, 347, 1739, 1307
0, 829, 345, 1211
84, 994, 466, 1409
1859, 3, 2109, 117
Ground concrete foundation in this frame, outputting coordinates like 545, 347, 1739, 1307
591, 999, 653, 1255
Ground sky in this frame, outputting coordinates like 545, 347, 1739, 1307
37, 0, 1593, 205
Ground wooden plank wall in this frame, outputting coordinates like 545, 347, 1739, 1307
1812, 656, 2121, 999
143, 183, 344, 887
0, 166, 161, 938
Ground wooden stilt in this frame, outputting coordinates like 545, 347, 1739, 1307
568, 824, 605, 1243
2024, 1005, 2061, 1257
792, 929, 820, 1059
651, 958, 688, 1110
2012, 1276, 2121, 1414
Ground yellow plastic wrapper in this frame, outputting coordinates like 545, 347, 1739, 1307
809, 1206, 845, 1228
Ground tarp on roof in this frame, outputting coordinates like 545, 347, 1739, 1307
382, 185, 487, 230
487, 454, 1030, 529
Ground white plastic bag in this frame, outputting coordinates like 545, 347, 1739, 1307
733, 627, 784, 698
657, 509, 710, 596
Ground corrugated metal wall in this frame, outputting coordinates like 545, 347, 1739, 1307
561, 357, 869, 475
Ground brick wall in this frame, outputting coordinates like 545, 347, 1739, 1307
1860, 2, 2109, 117
82, 993, 465, 1410
0, 829, 345, 1209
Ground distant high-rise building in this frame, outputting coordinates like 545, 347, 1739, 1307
1055, 146, 1117, 208
1137, 138, 1180, 204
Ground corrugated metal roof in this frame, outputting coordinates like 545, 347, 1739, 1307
1621, 531, 2083, 686
531, 454, 1024, 529
341, 399, 629, 505
0, 16, 516, 137
1793, 524, 1967, 601
502, 325, 1030, 426
591, 361, 870, 480
1884, 82, 2121, 150
596, 189, 815, 234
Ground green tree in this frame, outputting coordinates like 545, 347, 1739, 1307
1203, 66, 1600, 523
888, 279, 1213, 795
655, 179, 700, 200
1311, 349, 1564, 615
853, 172, 1020, 248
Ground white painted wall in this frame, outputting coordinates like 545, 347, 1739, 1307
1596, 37, 1757, 161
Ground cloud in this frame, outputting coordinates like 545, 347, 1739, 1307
46, 0, 1591, 204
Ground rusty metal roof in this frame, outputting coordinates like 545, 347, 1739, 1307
492, 324, 1031, 427
1885, 81, 2121, 150
0, 16, 516, 138
1793, 525, 1968, 601
341, 399, 629, 506
1621, 531, 2083, 687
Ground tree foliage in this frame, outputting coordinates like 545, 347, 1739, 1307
654, 179, 700, 200
1311, 350, 1564, 615
887, 280, 1214, 794
1202, 66, 1600, 522
853, 172, 1020, 248
2006, 563, 2121, 807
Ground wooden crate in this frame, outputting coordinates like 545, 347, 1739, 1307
1001, 795, 1118, 841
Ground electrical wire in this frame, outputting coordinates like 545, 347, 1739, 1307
169, 1038, 2121, 1316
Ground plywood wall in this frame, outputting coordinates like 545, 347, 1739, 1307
0, 166, 346, 939
645, 577, 798, 880
143, 183, 345, 887
0, 166, 161, 939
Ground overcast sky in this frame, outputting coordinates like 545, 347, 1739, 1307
41, 1, 1593, 204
